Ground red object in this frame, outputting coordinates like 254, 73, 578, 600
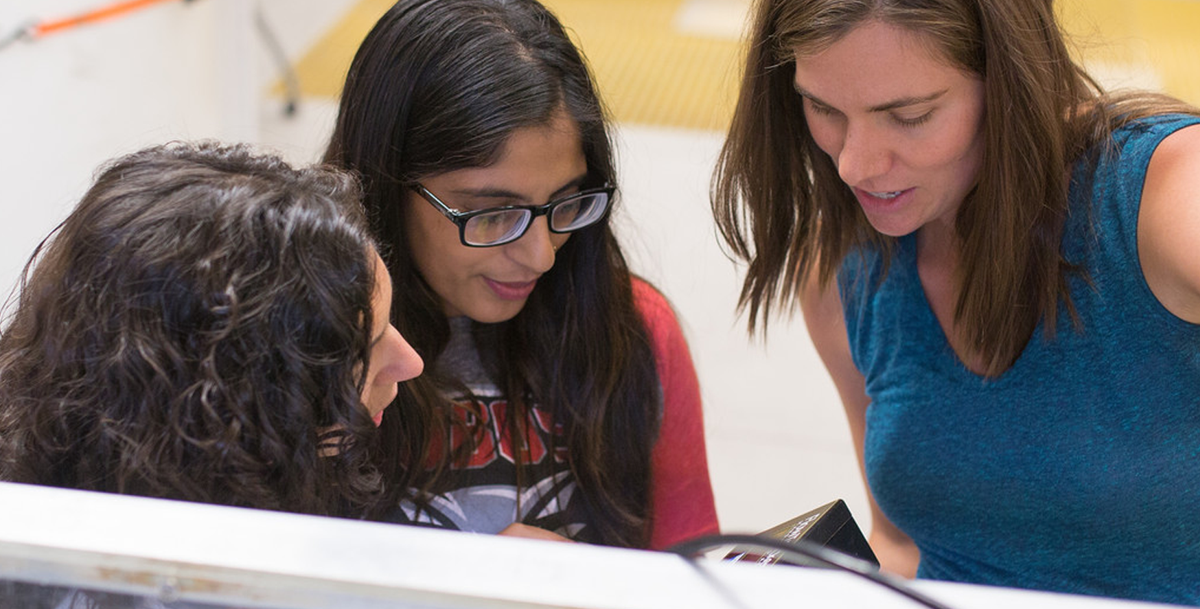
32, 0, 181, 38
632, 278, 722, 550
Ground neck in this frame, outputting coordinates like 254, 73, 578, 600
915, 222, 990, 375
915, 217, 960, 266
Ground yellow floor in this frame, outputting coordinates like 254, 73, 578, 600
289, 0, 1200, 132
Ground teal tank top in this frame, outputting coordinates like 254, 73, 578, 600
838, 114, 1200, 605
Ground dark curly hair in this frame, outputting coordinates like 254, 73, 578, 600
0, 141, 387, 516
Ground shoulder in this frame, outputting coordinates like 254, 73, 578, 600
1139, 117, 1200, 184
1099, 114, 1200, 176
1084, 114, 1200, 185
629, 277, 698, 386
1137, 120, 1200, 323
631, 277, 674, 323
1111, 112, 1200, 145
631, 277, 684, 343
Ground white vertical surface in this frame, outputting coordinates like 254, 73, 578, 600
0, 0, 220, 301
214, 0, 260, 142
609, 125, 868, 535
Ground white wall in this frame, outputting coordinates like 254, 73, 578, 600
0, 0, 354, 295
2, 1, 211, 294
610, 125, 866, 534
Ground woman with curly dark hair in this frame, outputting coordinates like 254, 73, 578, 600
324, 0, 719, 548
0, 141, 423, 517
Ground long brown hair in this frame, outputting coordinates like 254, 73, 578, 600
325, 0, 660, 547
712, 0, 1198, 376
0, 142, 386, 516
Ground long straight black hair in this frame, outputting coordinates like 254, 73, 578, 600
324, 0, 661, 547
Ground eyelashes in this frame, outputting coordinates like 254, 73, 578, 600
893, 111, 933, 127
803, 97, 935, 129
806, 100, 837, 117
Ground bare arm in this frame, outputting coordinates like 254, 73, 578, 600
799, 272, 920, 578
1139, 123, 1200, 323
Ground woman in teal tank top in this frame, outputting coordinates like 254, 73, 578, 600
710, 0, 1200, 605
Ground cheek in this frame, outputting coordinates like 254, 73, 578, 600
405, 203, 463, 286
897, 112, 982, 173
804, 113, 843, 159
931, 124, 985, 176
551, 231, 571, 250
405, 227, 495, 319
951, 139, 985, 194
405, 202, 446, 263
936, 97, 986, 169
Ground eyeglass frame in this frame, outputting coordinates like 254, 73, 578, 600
410, 183, 616, 248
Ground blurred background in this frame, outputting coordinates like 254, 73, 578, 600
2, 0, 1198, 537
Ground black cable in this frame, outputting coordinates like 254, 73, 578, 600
676, 559, 756, 609
253, 3, 300, 117
0, 20, 36, 53
667, 534, 956, 609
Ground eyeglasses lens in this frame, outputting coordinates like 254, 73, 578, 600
551, 192, 608, 231
465, 210, 530, 246
462, 191, 610, 246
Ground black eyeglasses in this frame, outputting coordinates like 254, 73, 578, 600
412, 183, 614, 247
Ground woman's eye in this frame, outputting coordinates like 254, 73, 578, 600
806, 100, 836, 116
894, 111, 934, 127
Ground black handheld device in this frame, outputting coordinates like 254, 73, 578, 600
724, 499, 879, 568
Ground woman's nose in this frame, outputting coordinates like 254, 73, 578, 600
384, 325, 424, 383
836, 124, 892, 186
505, 216, 558, 273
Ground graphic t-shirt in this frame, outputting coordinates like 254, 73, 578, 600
387, 279, 720, 548
390, 314, 588, 538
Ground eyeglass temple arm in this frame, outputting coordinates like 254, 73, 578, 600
412, 185, 462, 222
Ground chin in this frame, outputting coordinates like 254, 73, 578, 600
465, 303, 525, 324
872, 226, 918, 239
863, 215, 920, 239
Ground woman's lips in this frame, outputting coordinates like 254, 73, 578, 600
371, 384, 398, 427
484, 277, 537, 300
853, 187, 913, 210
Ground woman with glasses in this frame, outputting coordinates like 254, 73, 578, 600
0, 141, 424, 517
711, 0, 1200, 604
323, 0, 719, 548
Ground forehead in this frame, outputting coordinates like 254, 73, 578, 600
792, 20, 966, 103
370, 250, 392, 312
423, 113, 587, 195
483, 115, 584, 175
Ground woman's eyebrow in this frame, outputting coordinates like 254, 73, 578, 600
794, 84, 948, 113
448, 174, 589, 204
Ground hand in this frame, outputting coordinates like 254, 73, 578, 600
498, 523, 575, 543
